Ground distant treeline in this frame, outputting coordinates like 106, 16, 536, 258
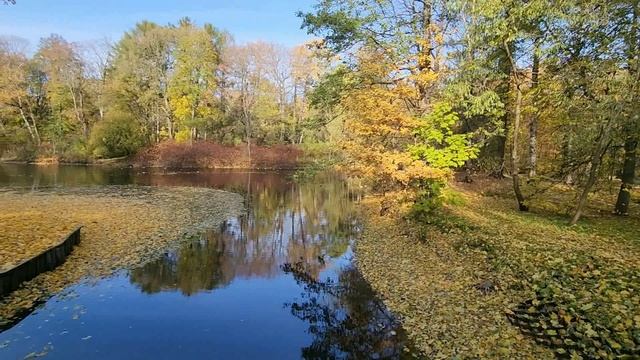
0, 18, 336, 161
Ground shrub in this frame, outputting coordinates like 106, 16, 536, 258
133, 141, 302, 169
90, 112, 146, 159
0, 128, 37, 161
410, 180, 445, 223
60, 138, 90, 163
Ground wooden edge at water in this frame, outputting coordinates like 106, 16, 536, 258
0, 226, 83, 297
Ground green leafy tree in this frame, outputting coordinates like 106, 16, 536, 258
409, 102, 479, 169
108, 21, 175, 142
168, 19, 223, 143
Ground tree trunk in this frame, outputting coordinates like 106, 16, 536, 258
504, 41, 528, 211
81, 92, 88, 139
244, 110, 252, 163
512, 85, 528, 211
528, 41, 540, 177
163, 97, 173, 139
562, 132, 575, 184
570, 121, 611, 225
30, 114, 40, 146
69, 84, 88, 140
416, 0, 433, 106
614, 136, 637, 215
494, 43, 516, 177
493, 115, 508, 178
18, 107, 35, 143
16, 97, 40, 145
570, 160, 600, 225
155, 118, 160, 143
614, 4, 639, 215
293, 82, 299, 144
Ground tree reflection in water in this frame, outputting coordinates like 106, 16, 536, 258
282, 261, 417, 359
130, 172, 361, 296
0, 165, 417, 357
129, 233, 228, 295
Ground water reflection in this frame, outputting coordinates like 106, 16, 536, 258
283, 261, 413, 359
129, 172, 360, 296
130, 233, 228, 296
0, 163, 134, 188
0, 164, 419, 359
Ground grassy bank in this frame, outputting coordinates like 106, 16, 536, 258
356, 178, 639, 359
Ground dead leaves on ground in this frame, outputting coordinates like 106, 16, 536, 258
0, 213, 77, 271
356, 183, 640, 359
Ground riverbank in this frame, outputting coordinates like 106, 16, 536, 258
1, 142, 306, 170
133, 142, 303, 169
356, 178, 639, 359
0, 187, 244, 325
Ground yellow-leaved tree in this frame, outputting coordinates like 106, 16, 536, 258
338, 50, 478, 217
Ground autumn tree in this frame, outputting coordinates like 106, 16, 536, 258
300, 0, 444, 109
35, 34, 94, 145
108, 21, 175, 142
0, 36, 46, 148
168, 19, 224, 143
302, 1, 479, 204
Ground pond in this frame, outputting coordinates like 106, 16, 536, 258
0, 164, 415, 359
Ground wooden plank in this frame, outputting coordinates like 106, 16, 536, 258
0, 226, 82, 297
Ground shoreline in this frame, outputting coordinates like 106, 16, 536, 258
0, 159, 303, 171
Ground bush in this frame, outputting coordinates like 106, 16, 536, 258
0, 128, 37, 161
410, 180, 445, 223
300, 142, 344, 168
408, 181, 473, 234
90, 112, 146, 159
133, 141, 302, 169
60, 139, 90, 163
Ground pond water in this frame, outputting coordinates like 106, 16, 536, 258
0, 164, 414, 359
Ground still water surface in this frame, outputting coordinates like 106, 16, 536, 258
0, 164, 412, 359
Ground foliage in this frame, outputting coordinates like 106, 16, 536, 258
0, 20, 331, 162
409, 180, 444, 223
0, 213, 77, 271
409, 102, 479, 169
89, 112, 145, 158
333, 51, 476, 202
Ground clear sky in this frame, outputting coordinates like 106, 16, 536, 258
0, 0, 317, 50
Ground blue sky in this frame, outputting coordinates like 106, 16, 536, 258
0, 0, 317, 50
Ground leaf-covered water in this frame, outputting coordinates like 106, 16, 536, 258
0, 164, 416, 359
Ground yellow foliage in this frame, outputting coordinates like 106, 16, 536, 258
175, 129, 191, 143
340, 53, 449, 192
413, 70, 439, 90
170, 96, 193, 122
